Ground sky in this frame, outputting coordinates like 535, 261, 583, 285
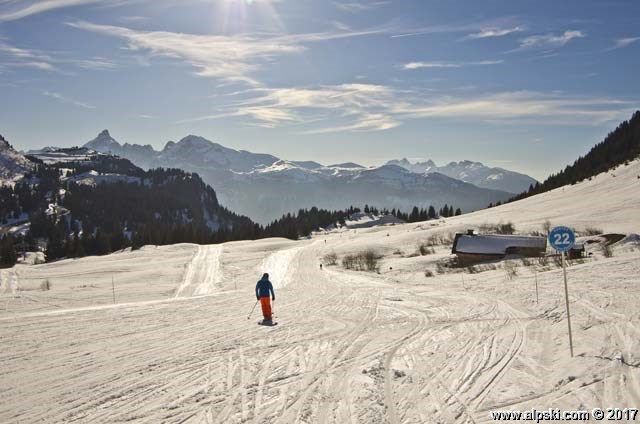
0, 0, 638, 180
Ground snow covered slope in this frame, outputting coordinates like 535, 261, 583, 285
0, 134, 34, 184
388, 157, 539, 194
1, 159, 639, 423
27, 146, 96, 164
440, 157, 640, 234
342, 212, 405, 229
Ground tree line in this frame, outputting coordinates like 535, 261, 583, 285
1, 151, 463, 267
505, 110, 640, 204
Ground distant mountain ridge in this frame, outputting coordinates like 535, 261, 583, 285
72, 131, 525, 223
386, 158, 538, 194
73, 130, 532, 223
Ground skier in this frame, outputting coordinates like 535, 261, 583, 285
255, 273, 275, 324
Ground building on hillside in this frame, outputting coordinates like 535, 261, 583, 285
451, 230, 547, 265
566, 242, 586, 259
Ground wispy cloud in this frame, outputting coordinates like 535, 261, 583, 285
403, 60, 503, 70
391, 19, 521, 39
0, 0, 103, 22
179, 84, 632, 133
516, 30, 585, 50
0, 38, 120, 73
118, 15, 149, 23
404, 62, 460, 69
69, 57, 118, 70
391, 91, 629, 125
0, 39, 56, 71
465, 26, 524, 40
179, 84, 401, 133
42, 90, 96, 109
613, 37, 640, 49
334, 1, 390, 13
67, 21, 385, 85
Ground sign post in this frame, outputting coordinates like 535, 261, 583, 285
549, 226, 576, 357
112, 275, 116, 304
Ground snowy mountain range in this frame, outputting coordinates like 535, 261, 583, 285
75, 130, 534, 223
386, 158, 538, 194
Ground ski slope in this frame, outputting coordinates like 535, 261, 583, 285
1, 160, 640, 423
175, 245, 224, 297
258, 245, 305, 289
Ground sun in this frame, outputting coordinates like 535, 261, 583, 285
215, 0, 285, 33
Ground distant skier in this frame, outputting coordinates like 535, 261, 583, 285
320, 263, 323, 270
256, 273, 275, 324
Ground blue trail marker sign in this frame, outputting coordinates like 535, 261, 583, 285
549, 226, 576, 357
549, 226, 575, 252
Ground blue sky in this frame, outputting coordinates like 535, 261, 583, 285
0, 0, 638, 179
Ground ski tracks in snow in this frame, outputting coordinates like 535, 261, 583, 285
175, 244, 224, 297
258, 246, 305, 289
0, 268, 19, 295
4, 238, 640, 423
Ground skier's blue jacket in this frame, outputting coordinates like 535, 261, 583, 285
256, 277, 275, 299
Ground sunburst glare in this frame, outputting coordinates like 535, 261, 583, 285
215, 0, 285, 33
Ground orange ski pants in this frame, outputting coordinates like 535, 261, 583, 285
260, 297, 272, 319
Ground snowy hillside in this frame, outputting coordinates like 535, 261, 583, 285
0, 134, 34, 184
440, 157, 640, 234
1, 146, 257, 261
82, 131, 519, 223
27, 146, 99, 164
388, 157, 539, 194
1, 157, 639, 423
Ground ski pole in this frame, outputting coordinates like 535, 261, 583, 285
247, 300, 259, 320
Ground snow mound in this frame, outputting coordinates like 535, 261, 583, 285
617, 233, 640, 246
344, 213, 405, 229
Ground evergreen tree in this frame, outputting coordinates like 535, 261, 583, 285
0, 236, 17, 268
409, 206, 420, 222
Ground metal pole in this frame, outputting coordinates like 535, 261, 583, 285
247, 300, 259, 320
535, 271, 539, 304
561, 252, 574, 357
112, 275, 116, 304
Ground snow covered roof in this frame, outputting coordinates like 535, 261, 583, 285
452, 234, 546, 255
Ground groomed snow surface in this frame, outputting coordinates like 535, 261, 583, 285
1, 160, 640, 423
